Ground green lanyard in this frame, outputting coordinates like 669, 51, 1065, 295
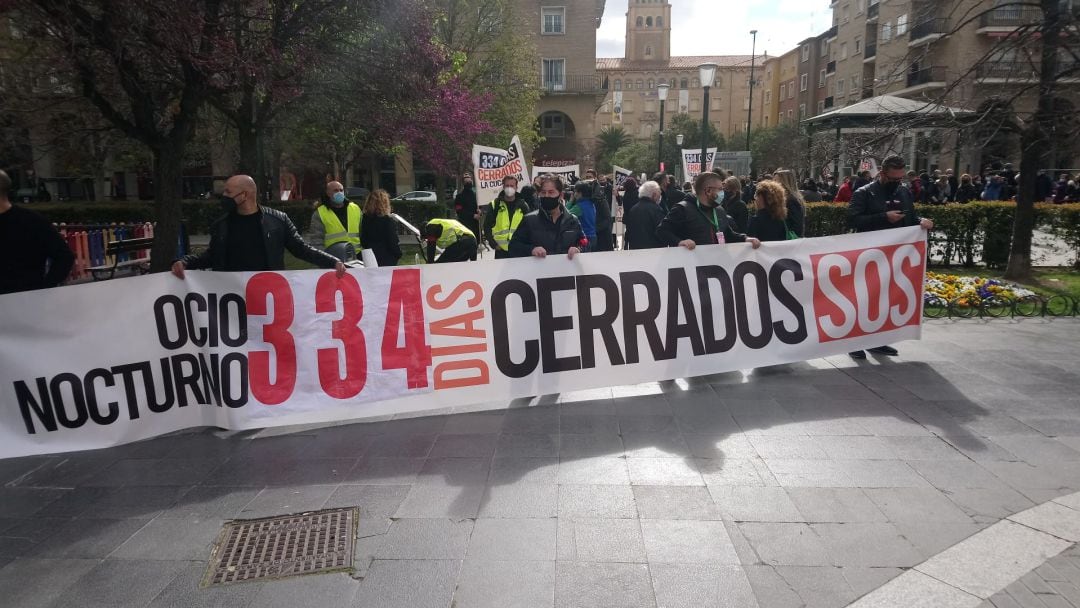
696, 200, 720, 232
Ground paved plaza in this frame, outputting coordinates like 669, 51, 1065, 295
1, 319, 1080, 607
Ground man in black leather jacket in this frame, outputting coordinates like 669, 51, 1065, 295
171, 175, 345, 279
656, 171, 761, 251
846, 155, 934, 359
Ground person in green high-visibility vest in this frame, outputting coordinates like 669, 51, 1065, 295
423, 218, 477, 264
482, 175, 530, 259
306, 181, 361, 259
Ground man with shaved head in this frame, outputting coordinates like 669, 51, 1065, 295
172, 174, 345, 278
306, 180, 361, 258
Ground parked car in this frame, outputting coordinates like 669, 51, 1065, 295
391, 191, 438, 204
345, 186, 370, 201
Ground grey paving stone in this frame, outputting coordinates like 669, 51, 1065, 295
709, 486, 804, 523
556, 518, 647, 562
879, 436, 967, 460
865, 487, 977, 523
892, 521, 988, 560
560, 414, 619, 435
989, 436, 1080, 465
354, 559, 461, 608
197, 457, 290, 486
554, 561, 655, 608
640, 520, 740, 565
245, 571, 359, 608
232, 484, 336, 519
442, 412, 506, 434
842, 566, 905, 598
381, 415, 447, 436
479, 483, 559, 518
111, 516, 224, 560
749, 436, 828, 460
163, 486, 261, 519
633, 485, 722, 520
0, 558, 100, 608
773, 565, 860, 607
495, 434, 559, 458
626, 457, 703, 486
502, 409, 560, 434
322, 484, 410, 517
364, 433, 437, 457
785, 488, 889, 523
813, 436, 901, 460
649, 563, 759, 608
983, 462, 1080, 493
764, 458, 858, 488
146, 562, 264, 608
558, 433, 625, 458
27, 517, 149, 558
839, 460, 932, 488
376, 518, 473, 560
558, 457, 630, 485
736, 522, 832, 567
83, 458, 220, 487
345, 457, 425, 485
697, 458, 779, 487
469, 518, 556, 561
416, 457, 491, 486
618, 415, 679, 434
0, 488, 68, 518
52, 557, 189, 608
811, 523, 923, 567
1010, 501, 1080, 542
847, 569, 982, 608
0, 517, 69, 557
489, 457, 560, 485
945, 488, 1037, 522
453, 559, 556, 608
622, 430, 694, 458
393, 483, 485, 518
560, 485, 637, 519
744, 564, 806, 608
908, 460, 1012, 490
7, 454, 118, 488
429, 433, 498, 458
684, 434, 759, 459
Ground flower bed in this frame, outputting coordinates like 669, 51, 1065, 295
924, 272, 1038, 308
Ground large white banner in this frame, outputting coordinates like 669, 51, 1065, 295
682, 147, 718, 180
473, 135, 530, 203
0, 228, 928, 458
533, 164, 580, 184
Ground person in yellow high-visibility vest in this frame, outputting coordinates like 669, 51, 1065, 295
307, 181, 361, 260
481, 176, 531, 259
423, 218, 477, 264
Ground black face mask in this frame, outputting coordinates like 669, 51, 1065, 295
883, 181, 901, 195
220, 194, 238, 214
539, 196, 560, 212
464, 182, 473, 189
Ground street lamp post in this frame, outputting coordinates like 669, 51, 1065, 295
676, 134, 685, 183
657, 83, 670, 173
698, 63, 719, 174
746, 30, 758, 152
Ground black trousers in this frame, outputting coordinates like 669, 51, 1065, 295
595, 229, 614, 252
437, 236, 477, 263
457, 216, 480, 260
493, 249, 512, 259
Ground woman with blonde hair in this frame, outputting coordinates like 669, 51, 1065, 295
771, 169, 806, 238
746, 180, 790, 242
360, 189, 402, 266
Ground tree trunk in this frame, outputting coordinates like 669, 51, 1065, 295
149, 144, 185, 273
237, 124, 258, 176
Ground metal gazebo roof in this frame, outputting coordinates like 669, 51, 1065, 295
803, 94, 973, 130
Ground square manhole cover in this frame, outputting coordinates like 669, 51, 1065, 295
204, 507, 358, 586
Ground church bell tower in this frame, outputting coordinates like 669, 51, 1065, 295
625, 0, 672, 62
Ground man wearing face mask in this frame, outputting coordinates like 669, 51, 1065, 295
482, 175, 531, 259
847, 155, 934, 359
656, 172, 761, 251
453, 172, 480, 259
508, 174, 587, 259
171, 175, 346, 279
306, 181, 361, 259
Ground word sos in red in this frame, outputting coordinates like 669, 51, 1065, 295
811, 241, 925, 343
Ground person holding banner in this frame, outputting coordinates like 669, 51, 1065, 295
656, 172, 761, 251
171, 175, 346, 279
482, 176, 531, 259
847, 154, 934, 360
423, 218, 477, 264
0, 169, 74, 295
508, 174, 587, 259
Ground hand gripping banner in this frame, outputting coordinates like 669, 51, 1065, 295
0, 227, 928, 458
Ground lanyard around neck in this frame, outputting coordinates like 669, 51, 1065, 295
696, 199, 720, 231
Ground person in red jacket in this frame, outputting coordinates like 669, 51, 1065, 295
834, 176, 854, 203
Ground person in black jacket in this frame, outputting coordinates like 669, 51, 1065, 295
624, 180, 667, 249
772, 169, 806, 238
453, 173, 479, 259
720, 175, 749, 232
746, 180, 790, 242
0, 169, 74, 294
172, 175, 345, 278
360, 189, 402, 266
656, 171, 761, 250
846, 155, 934, 360
508, 174, 587, 259
953, 174, 980, 204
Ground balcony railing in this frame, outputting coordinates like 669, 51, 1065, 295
825, 24, 838, 39
540, 74, 606, 94
910, 18, 950, 42
826, 60, 836, 74
977, 61, 1080, 81
867, 2, 880, 20
906, 66, 947, 87
864, 43, 877, 59
979, 8, 1040, 29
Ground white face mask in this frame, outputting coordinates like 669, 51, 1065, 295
504, 186, 516, 197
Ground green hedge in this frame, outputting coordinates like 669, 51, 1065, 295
805, 202, 1080, 268
29, 199, 452, 235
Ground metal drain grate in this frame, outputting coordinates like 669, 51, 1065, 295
204, 507, 358, 586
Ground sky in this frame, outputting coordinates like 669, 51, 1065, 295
597, 0, 834, 59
